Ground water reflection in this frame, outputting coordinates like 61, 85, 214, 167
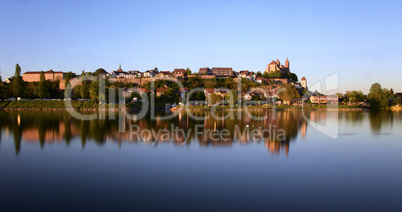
369, 110, 395, 135
0, 110, 398, 156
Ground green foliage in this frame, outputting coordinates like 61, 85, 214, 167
12, 64, 24, 98
0, 75, 2, 97
188, 90, 206, 101
224, 90, 239, 106
94, 68, 106, 76
268, 70, 282, 78
128, 92, 142, 103
34, 71, 48, 99
278, 84, 300, 101
5, 100, 82, 109
203, 79, 217, 88
186, 68, 191, 75
345, 90, 365, 103
240, 78, 259, 92
80, 71, 87, 100
144, 80, 180, 91
368, 83, 389, 110
186, 76, 204, 89
208, 94, 223, 105
156, 88, 179, 103
89, 79, 99, 102
257, 71, 262, 77
263, 72, 269, 78
335, 92, 343, 98
65, 73, 71, 89
221, 78, 237, 90
290, 73, 298, 81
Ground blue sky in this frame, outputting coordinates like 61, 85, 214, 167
0, 0, 401, 93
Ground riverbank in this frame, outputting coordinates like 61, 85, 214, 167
170, 105, 368, 112
0, 100, 144, 111
0, 100, 369, 111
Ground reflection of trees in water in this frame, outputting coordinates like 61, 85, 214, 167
338, 111, 364, 126
0, 110, 309, 155
369, 110, 394, 135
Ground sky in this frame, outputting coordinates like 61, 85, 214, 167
0, 0, 401, 94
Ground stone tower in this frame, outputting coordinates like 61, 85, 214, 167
301, 76, 307, 89
285, 57, 289, 68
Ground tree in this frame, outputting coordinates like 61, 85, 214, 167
335, 93, 343, 98
195, 91, 206, 101
224, 90, 239, 106
208, 94, 223, 105
129, 92, 142, 103
278, 84, 300, 101
187, 76, 203, 89
263, 72, 269, 78
12, 64, 23, 98
290, 73, 298, 81
203, 79, 217, 89
36, 71, 48, 100
94, 68, 106, 76
186, 68, 191, 75
368, 83, 388, 110
65, 73, 71, 90
389, 88, 395, 99
153, 67, 159, 72
257, 71, 262, 77
80, 71, 87, 100
270, 70, 282, 78
89, 78, 99, 102
0, 75, 2, 97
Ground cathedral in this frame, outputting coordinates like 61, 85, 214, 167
264, 58, 290, 74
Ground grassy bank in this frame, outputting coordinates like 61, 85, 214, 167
174, 104, 365, 111
0, 100, 366, 111
0, 100, 146, 110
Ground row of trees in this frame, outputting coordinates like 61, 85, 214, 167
334, 83, 399, 110
0, 64, 63, 100
262, 70, 298, 81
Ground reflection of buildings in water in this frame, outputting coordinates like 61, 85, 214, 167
7, 111, 309, 156
265, 140, 289, 156
300, 121, 307, 139
22, 122, 79, 143
309, 112, 327, 124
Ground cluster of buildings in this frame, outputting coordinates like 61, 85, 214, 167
20, 58, 307, 88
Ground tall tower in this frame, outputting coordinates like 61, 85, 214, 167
301, 77, 307, 89
285, 57, 289, 68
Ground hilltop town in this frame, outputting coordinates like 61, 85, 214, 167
0, 58, 400, 110
1, 58, 310, 105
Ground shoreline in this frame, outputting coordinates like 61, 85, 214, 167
0, 107, 367, 112
170, 107, 367, 112
0, 100, 369, 112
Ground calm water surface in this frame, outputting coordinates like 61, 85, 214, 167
0, 110, 401, 211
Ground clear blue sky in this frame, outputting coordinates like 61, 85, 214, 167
0, 0, 401, 93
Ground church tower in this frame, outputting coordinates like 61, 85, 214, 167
285, 57, 289, 68
301, 76, 307, 89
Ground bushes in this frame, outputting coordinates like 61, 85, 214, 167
4, 100, 83, 109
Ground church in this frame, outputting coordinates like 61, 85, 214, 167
264, 58, 290, 74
